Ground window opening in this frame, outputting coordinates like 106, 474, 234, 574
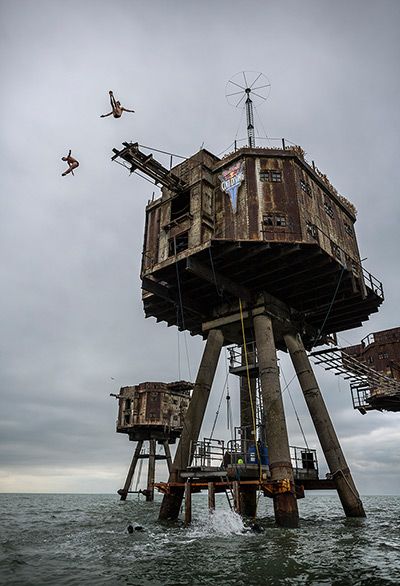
300, 179, 312, 196
168, 232, 189, 257
263, 214, 274, 226
344, 221, 353, 237
170, 190, 190, 221
324, 200, 334, 218
306, 222, 318, 240
270, 170, 282, 182
275, 215, 286, 227
259, 170, 282, 182
331, 242, 342, 261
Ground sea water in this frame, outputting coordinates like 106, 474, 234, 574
0, 493, 399, 585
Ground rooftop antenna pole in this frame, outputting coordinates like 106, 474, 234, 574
226, 71, 271, 149
245, 88, 255, 148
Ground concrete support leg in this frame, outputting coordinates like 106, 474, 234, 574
118, 440, 143, 501
146, 439, 156, 502
159, 328, 224, 520
240, 491, 257, 518
184, 481, 192, 526
284, 332, 365, 518
163, 441, 172, 474
208, 482, 216, 512
253, 314, 299, 528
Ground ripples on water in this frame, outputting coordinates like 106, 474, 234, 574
0, 493, 399, 585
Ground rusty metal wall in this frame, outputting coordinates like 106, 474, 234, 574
142, 146, 362, 275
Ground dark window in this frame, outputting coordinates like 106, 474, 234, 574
306, 222, 318, 240
344, 221, 353, 237
368, 356, 373, 364
275, 215, 286, 227
324, 200, 334, 218
331, 242, 342, 260
168, 232, 189, 256
300, 179, 312, 195
259, 170, 282, 182
270, 170, 282, 182
262, 213, 287, 228
170, 190, 190, 221
125, 399, 131, 410
263, 214, 274, 226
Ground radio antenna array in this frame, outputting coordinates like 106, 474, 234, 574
226, 71, 271, 148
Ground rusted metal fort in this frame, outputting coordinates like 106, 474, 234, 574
111, 75, 396, 527
112, 381, 191, 501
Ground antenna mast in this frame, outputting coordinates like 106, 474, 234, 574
245, 88, 255, 148
226, 71, 271, 148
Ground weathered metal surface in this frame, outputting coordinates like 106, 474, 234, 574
116, 381, 192, 441
112, 143, 384, 341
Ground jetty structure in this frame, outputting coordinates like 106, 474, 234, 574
112, 72, 386, 527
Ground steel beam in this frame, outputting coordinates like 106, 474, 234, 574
118, 440, 143, 501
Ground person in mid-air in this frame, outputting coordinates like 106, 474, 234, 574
61, 150, 79, 176
100, 90, 135, 119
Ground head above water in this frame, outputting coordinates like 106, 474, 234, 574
127, 524, 134, 534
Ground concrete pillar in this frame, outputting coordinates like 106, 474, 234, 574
163, 440, 172, 473
118, 440, 143, 501
159, 328, 224, 520
253, 314, 299, 528
284, 331, 365, 517
146, 439, 156, 502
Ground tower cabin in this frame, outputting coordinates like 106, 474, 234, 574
114, 142, 384, 348
116, 381, 191, 442
114, 380, 192, 502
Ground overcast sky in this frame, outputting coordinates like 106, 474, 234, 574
1, 0, 399, 498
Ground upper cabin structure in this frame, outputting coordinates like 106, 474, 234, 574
112, 142, 384, 349
116, 381, 192, 442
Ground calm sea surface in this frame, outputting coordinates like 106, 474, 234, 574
0, 493, 399, 585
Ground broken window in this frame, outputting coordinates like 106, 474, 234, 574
306, 222, 318, 240
275, 215, 286, 227
263, 214, 274, 226
262, 213, 287, 228
300, 179, 312, 195
331, 242, 342, 261
259, 170, 282, 182
324, 200, 334, 218
170, 190, 190, 221
168, 232, 189, 257
344, 221, 353, 237
270, 170, 282, 182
